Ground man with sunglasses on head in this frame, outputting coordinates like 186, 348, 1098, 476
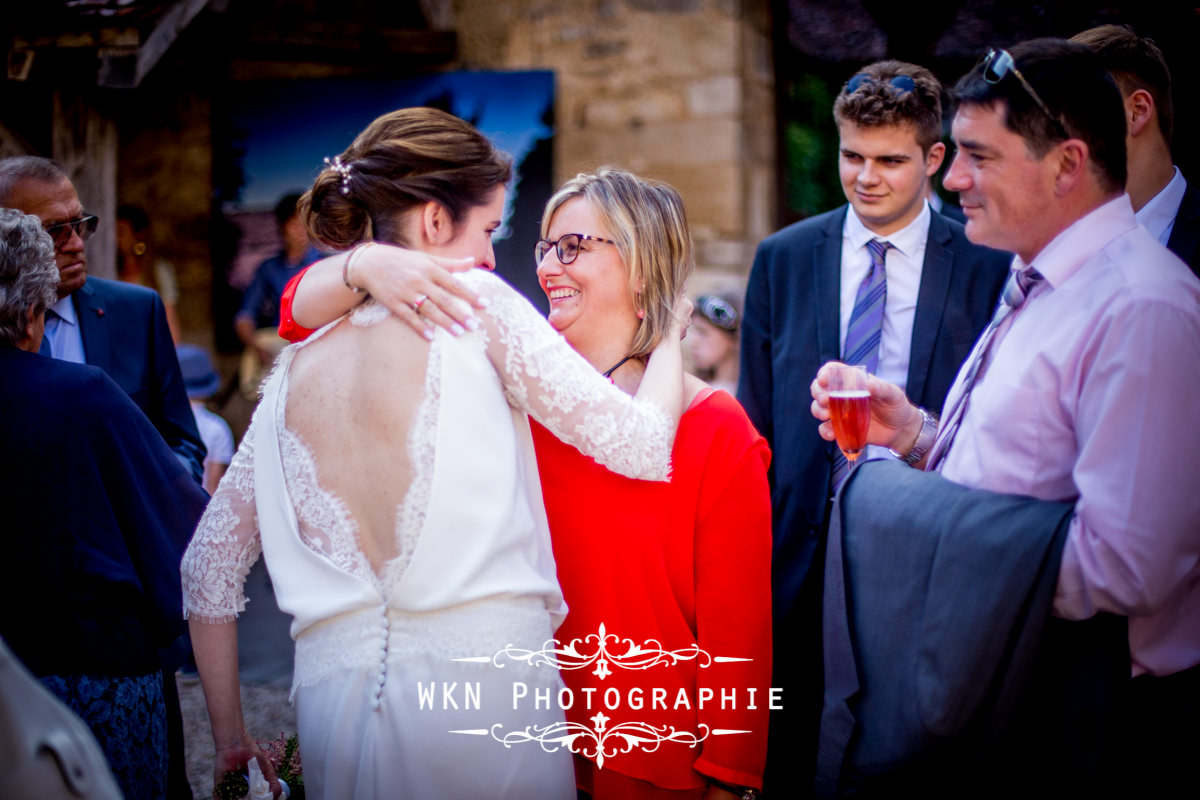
812, 39, 1200, 793
0, 156, 204, 484
738, 59, 1009, 795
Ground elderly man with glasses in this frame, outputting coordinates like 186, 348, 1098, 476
812, 38, 1200, 794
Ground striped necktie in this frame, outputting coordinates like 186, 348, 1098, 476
926, 267, 1044, 471
832, 239, 891, 489
842, 238, 891, 374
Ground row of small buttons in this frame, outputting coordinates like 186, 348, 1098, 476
371, 607, 391, 710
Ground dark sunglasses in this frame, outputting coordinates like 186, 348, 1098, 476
44, 214, 98, 249
534, 233, 616, 266
980, 48, 1068, 137
845, 74, 917, 96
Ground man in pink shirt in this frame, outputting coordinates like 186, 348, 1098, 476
813, 38, 1200, 793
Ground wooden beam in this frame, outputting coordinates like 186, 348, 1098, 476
12, 28, 141, 50
98, 0, 213, 88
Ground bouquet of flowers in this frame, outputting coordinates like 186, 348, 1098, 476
216, 732, 304, 800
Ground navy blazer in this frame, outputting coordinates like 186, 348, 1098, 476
0, 348, 208, 677
71, 277, 205, 483
1167, 177, 1200, 276
738, 207, 1010, 620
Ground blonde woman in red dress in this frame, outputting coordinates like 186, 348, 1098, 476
280, 167, 772, 800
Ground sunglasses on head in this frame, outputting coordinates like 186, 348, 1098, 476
696, 295, 740, 332
980, 48, 1069, 137
845, 73, 917, 96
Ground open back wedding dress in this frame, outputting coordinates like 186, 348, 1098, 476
182, 269, 675, 799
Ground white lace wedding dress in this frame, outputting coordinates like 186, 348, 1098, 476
181, 269, 674, 800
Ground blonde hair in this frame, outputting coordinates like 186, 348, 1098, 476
541, 167, 693, 360
300, 107, 512, 251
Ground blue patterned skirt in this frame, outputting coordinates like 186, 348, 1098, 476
40, 671, 168, 800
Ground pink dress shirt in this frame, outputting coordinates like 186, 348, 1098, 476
936, 195, 1200, 677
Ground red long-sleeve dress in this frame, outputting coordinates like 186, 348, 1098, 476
530, 388, 771, 795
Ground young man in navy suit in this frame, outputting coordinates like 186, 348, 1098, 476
1071, 24, 1200, 274
737, 60, 1009, 795
0, 156, 204, 483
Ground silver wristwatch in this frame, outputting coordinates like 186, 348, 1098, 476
890, 407, 938, 466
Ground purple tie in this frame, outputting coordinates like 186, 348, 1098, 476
842, 239, 891, 374
832, 239, 891, 489
926, 267, 1044, 471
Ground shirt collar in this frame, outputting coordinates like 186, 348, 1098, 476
1017, 194, 1137, 288
1134, 165, 1186, 242
48, 294, 77, 326
844, 200, 930, 258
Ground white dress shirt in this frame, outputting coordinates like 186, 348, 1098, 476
1134, 165, 1187, 246
937, 195, 1200, 677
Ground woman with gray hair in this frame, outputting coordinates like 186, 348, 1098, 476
0, 207, 58, 348
0, 207, 208, 800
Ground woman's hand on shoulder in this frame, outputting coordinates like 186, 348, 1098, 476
352, 243, 485, 339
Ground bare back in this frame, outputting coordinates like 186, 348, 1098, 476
285, 312, 429, 576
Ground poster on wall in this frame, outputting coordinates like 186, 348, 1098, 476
214, 69, 555, 350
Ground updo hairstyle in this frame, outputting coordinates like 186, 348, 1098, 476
300, 107, 513, 251
541, 167, 694, 361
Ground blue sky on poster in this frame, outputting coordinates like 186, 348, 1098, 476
227, 71, 554, 239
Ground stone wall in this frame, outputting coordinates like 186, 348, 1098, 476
455, 0, 776, 294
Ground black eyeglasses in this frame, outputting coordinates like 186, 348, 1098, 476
845, 74, 917, 96
534, 233, 616, 266
43, 214, 98, 249
981, 48, 1068, 137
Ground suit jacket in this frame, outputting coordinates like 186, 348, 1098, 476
1166, 176, 1200, 276
738, 206, 1010, 620
71, 277, 205, 483
817, 461, 1129, 798
0, 348, 208, 677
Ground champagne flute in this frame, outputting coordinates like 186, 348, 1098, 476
829, 364, 871, 466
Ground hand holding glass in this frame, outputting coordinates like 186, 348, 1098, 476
828, 365, 871, 464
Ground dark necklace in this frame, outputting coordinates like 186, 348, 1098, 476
602, 354, 634, 379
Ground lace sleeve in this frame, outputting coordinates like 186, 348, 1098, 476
462, 270, 674, 481
181, 405, 265, 623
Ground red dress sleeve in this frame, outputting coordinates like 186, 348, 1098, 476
277, 266, 316, 342
691, 400, 773, 790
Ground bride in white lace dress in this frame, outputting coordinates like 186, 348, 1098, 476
181, 109, 686, 800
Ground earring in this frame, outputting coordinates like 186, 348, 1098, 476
637, 309, 645, 320
133, 242, 147, 256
